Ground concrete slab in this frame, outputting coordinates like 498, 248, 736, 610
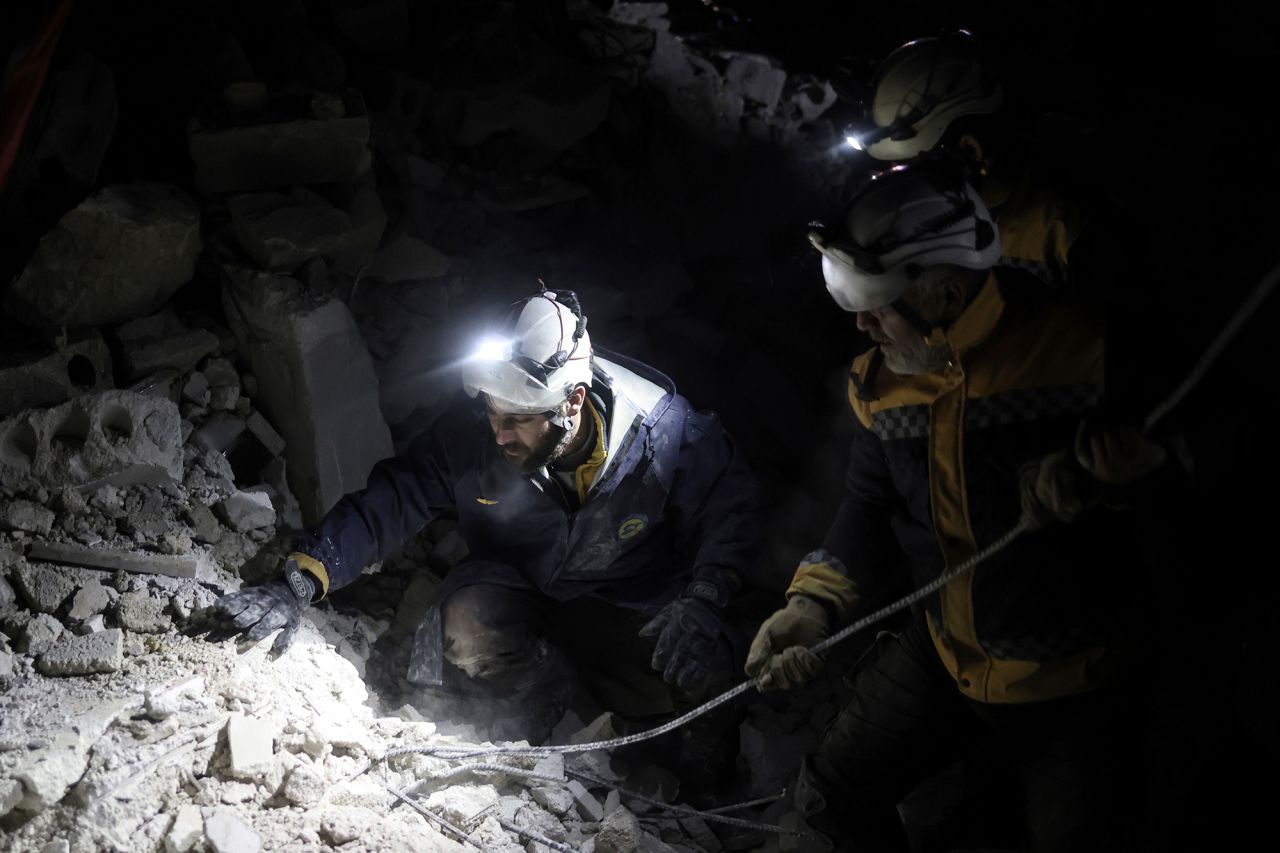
26, 542, 198, 579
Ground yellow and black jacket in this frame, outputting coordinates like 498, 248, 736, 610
790, 270, 1148, 704
987, 176, 1085, 291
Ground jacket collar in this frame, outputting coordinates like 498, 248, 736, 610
939, 271, 1004, 359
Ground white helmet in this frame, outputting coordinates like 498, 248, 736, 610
860, 34, 1003, 161
808, 165, 1000, 313
461, 290, 592, 414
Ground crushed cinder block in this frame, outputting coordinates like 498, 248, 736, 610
115, 591, 173, 633
226, 714, 275, 779
0, 390, 182, 490
189, 102, 371, 194
567, 779, 605, 821
0, 498, 56, 536
0, 333, 113, 417
164, 804, 203, 853
13, 562, 77, 613
216, 489, 276, 532
36, 628, 123, 675
117, 310, 219, 380
5, 183, 201, 329
203, 809, 261, 853
222, 266, 392, 524
26, 541, 198, 579
20, 614, 64, 654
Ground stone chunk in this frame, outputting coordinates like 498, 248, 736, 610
26, 541, 198, 579
281, 764, 324, 806
530, 786, 573, 817
0, 574, 15, 608
596, 805, 643, 853
227, 186, 385, 271
0, 498, 55, 535
36, 628, 123, 675
5, 183, 201, 329
203, 809, 260, 853
226, 714, 275, 779
117, 311, 219, 380
191, 413, 246, 454
425, 784, 501, 825
13, 562, 76, 613
115, 591, 172, 633
244, 410, 285, 456
189, 112, 371, 194
0, 778, 22, 818
320, 805, 379, 845
20, 613, 64, 653
11, 698, 129, 811
0, 390, 182, 490
164, 804, 203, 853
216, 490, 276, 532
68, 580, 111, 620
567, 779, 604, 821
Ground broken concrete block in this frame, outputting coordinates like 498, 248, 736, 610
0, 649, 14, 680
21, 613, 64, 653
532, 753, 565, 783
117, 310, 220, 380
0, 574, 15, 608
12, 697, 129, 811
457, 59, 610, 152
0, 777, 22, 818
567, 779, 605, 821
13, 562, 76, 612
189, 110, 371, 194
115, 591, 172, 633
145, 676, 205, 720
26, 541, 198, 579
0, 498, 55, 536
191, 414, 246, 455
596, 805, 643, 853
68, 580, 110, 620
0, 333, 114, 417
244, 410, 285, 456
365, 232, 451, 283
226, 713, 275, 779
530, 786, 573, 817
281, 764, 325, 806
5, 183, 202, 329
181, 373, 210, 406
222, 267, 392, 524
320, 805, 378, 845
216, 489, 276, 532
0, 390, 182, 491
228, 185, 386, 271
204, 809, 261, 853
36, 627, 123, 675
164, 804, 203, 853
425, 784, 502, 826
724, 54, 787, 110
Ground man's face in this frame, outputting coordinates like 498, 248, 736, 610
855, 300, 951, 376
485, 401, 567, 474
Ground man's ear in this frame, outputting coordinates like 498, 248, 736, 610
957, 133, 986, 171
565, 385, 587, 417
939, 275, 969, 324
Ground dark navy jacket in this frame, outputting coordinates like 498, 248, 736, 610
294, 352, 767, 610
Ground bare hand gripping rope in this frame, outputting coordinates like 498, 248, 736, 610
358, 259, 1280, 840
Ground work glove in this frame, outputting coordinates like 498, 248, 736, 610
200, 557, 316, 656
744, 595, 831, 691
639, 579, 728, 691
1020, 421, 1167, 529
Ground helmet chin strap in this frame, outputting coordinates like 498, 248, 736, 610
890, 298, 949, 348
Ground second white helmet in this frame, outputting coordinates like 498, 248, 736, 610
462, 291, 592, 414
809, 165, 1001, 313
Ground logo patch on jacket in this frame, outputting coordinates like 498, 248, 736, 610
476, 498, 498, 505
618, 514, 647, 540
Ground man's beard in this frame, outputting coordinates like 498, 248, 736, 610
501, 422, 573, 475
882, 340, 953, 376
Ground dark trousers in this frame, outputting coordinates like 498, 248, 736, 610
809, 615, 1133, 853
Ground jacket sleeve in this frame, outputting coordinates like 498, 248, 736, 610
292, 419, 459, 594
667, 410, 769, 600
787, 417, 904, 622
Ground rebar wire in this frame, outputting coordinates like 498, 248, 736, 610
378, 778, 496, 852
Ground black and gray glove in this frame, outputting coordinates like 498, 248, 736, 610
639, 577, 730, 690
203, 559, 316, 656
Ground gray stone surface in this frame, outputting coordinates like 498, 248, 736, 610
68, 580, 110, 620
228, 185, 385, 271
281, 764, 324, 806
203, 809, 261, 853
0, 498, 56, 536
117, 311, 219, 380
222, 267, 392, 524
189, 111, 371, 194
5, 183, 201, 329
596, 805, 643, 853
0, 390, 182, 490
13, 562, 77, 613
567, 779, 604, 821
0, 333, 114, 417
530, 786, 573, 817
115, 591, 172, 633
36, 628, 123, 675
10, 697, 129, 813
185, 503, 224, 544
21, 613, 64, 654
0, 575, 14, 608
216, 490, 276, 533
26, 541, 198, 579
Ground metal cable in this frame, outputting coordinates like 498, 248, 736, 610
496, 817, 578, 853
379, 778, 496, 852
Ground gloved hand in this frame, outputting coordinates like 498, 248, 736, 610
1020, 421, 1167, 528
744, 595, 830, 691
639, 583, 727, 691
201, 558, 316, 656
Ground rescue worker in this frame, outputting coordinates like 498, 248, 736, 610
746, 165, 1175, 851
848, 32, 1084, 290
199, 289, 766, 799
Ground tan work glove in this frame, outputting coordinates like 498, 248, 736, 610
1020, 422, 1167, 528
744, 595, 831, 691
